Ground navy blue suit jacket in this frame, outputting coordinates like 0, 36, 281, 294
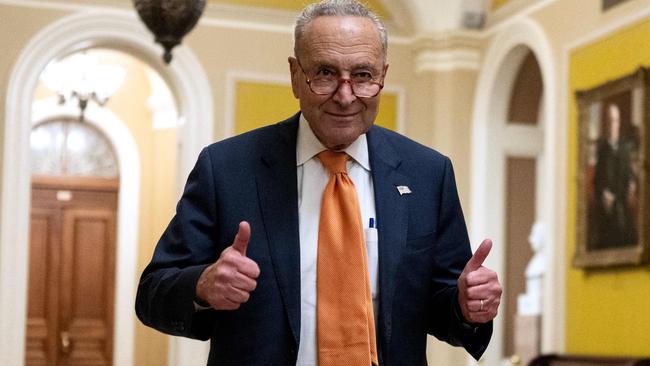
136, 113, 492, 365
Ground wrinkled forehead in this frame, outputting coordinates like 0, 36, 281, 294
297, 16, 384, 63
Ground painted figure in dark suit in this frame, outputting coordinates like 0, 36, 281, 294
592, 103, 637, 249
136, 1, 502, 365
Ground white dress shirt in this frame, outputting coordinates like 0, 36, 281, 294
295, 115, 378, 366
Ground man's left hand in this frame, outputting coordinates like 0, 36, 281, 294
458, 239, 502, 324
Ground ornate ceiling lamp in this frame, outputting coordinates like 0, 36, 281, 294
40, 52, 126, 121
133, 0, 206, 64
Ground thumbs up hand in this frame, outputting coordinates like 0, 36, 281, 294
457, 239, 502, 324
195, 221, 261, 310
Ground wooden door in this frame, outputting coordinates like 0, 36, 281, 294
26, 176, 118, 366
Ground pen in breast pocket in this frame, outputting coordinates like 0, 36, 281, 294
366, 218, 378, 240
365, 219, 378, 253
365, 218, 378, 299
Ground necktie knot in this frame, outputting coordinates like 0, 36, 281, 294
317, 150, 349, 174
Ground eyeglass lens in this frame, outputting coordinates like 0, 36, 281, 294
309, 78, 381, 97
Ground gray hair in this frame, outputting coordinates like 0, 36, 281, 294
294, 0, 388, 60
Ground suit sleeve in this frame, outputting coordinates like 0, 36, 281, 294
135, 148, 219, 340
427, 157, 492, 360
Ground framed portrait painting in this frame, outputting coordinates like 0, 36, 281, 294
574, 67, 650, 268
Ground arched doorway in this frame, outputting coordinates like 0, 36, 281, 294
27, 43, 183, 365
501, 48, 544, 365
470, 18, 560, 366
29, 97, 140, 365
27, 117, 121, 365
1, 10, 213, 365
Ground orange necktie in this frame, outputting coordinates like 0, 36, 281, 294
316, 150, 378, 366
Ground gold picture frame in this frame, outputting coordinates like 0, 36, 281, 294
574, 67, 650, 268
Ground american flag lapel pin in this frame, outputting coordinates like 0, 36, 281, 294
396, 185, 412, 196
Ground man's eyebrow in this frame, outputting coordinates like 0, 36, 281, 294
308, 61, 336, 70
353, 63, 381, 73
353, 62, 378, 69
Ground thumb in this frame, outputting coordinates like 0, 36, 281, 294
231, 221, 251, 256
464, 239, 492, 272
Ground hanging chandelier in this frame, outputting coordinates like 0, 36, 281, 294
40, 52, 126, 121
133, 0, 207, 64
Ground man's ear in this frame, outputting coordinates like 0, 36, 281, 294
288, 57, 300, 99
382, 63, 390, 79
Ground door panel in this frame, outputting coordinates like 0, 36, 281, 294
26, 177, 117, 366
63, 209, 115, 366
26, 208, 61, 366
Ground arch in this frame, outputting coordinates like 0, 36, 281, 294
31, 98, 140, 364
469, 17, 561, 365
1, 10, 214, 365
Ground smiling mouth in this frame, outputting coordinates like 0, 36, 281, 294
325, 112, 359, 117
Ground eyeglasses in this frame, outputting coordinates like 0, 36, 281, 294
295, 58, 384, 98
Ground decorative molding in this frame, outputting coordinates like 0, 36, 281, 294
413, 31, 483, 73
415, 48, 481, 72
1, 9, 213, 366
485, 0, 559, 35
224, 71, 291, 138
384, 84, 408, 135
0, 0, 415, 44
565, 0, 650, 52
199, 2, 295, 35
0, 0, 131, 12
201, 1, 415, 40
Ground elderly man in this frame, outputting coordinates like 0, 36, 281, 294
592, 103, 638, 248
136, 1, 502, 365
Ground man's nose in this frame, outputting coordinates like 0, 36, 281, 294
331, 79, 357, 106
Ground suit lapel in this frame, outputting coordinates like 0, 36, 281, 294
255, 115, 301, 346
367, 127, 410, 349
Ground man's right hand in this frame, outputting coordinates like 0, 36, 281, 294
603, 189, 615, 211
195, 221, 260, 310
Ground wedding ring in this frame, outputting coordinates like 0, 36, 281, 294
480, 299, 485, 311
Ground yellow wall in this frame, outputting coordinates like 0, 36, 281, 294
235, 82, 298, 134
491, 0, 511, 10
567, 17, 650, 357
235, 81, 398, 134
376, 92, 398, 131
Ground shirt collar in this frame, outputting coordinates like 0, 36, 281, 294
296, 114, 371, 171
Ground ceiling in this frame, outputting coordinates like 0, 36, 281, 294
205, 0, 491, 37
